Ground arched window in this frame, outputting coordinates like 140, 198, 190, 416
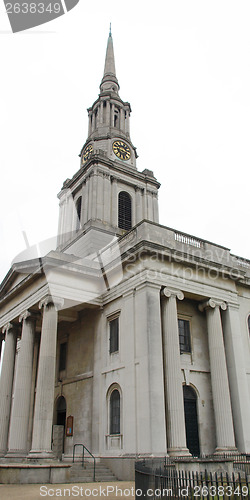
76, 196, 82, 232
118, 191, 132, 230
110, 389, 120, 435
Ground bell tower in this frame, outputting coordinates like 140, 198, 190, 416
57, 29, 160, 253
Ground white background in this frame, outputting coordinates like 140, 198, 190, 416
0, 0, 250, 282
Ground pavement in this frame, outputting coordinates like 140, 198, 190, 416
0, 481, 135, 500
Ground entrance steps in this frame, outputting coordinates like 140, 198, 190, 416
67, 461, 117, 483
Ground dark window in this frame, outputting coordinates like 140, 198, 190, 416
76, 197, 82, 231
59, 342, 67, 372
248, 315, 250, 335
109, 317, 119, 354
118, 191, 132, 230
110, 389, 120, 434
178, 319, 191, 354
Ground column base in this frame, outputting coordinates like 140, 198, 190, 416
214, 447, 238, 456
168, 447, 191, 457
28, 450, 57, 461
4, 451, 27, 462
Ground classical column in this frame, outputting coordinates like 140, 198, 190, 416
88, 112, 92, 136
111, 177, 118, 227
81, 181, 87, 225
143, 188, 148, 220
199, 299, 236, 453
96, 171, 104, 221
92, 171, 97, 220
120, 108, 125, 131
100, 101, 104, 124
7, 311, 37, 456
153, 193, 159, 223
222, 303, 250, 452
0, 334, 3, 363
64, 189, 74, 238
103, 174, 111, 224
161, 287, 190, 456
110, 103, 114, 127
0, 323, 17, 456
135, 187, 143, 224
106, 100, 110, 125
125, 108, 130, 134
87, 175, 93, 221
29, 296, 63, 457
147, 191, 153, 221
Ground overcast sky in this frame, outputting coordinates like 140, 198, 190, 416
0, 1, 250, 282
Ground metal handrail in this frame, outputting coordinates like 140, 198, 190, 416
73, 443, 96, 481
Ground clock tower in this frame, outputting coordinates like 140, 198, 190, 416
57, 29, 160, 252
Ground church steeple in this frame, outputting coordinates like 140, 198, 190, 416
100, 27, 120, 94
80, 29, 137, 169
57, 30, 160, 250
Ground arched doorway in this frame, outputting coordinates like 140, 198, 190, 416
183, 385, 200, 457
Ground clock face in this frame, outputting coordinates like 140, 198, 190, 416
82, 144, 93, 163
113, 140, 131, 161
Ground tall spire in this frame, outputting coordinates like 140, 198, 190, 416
100, 28, 119, 94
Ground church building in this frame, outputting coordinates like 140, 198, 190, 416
1, 30, 250, 478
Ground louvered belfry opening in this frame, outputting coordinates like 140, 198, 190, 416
118, 191, 132, 230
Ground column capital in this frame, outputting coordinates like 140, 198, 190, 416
19, 310, 39, 324
199, 298, 227, 312
2, 322, 16, 335
39, 295, 64, 311
161, 287, 184, 301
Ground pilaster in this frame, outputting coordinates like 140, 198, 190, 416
134, 283, 167, 454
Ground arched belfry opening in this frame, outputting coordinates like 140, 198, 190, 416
183, 385, 200, 457
118, 191, 132, 230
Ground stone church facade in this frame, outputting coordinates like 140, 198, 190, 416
1, 31, 250, 473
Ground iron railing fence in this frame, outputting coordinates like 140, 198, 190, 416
135, 458, 250, 499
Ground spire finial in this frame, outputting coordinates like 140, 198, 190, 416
109, 23, 112, 37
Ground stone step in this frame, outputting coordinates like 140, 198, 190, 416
68, 462, 117, 483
